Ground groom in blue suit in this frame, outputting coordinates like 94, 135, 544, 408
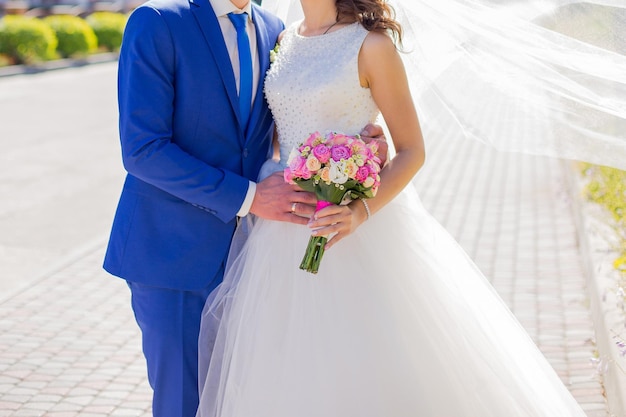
104, 0, 384, 414
103, 0, 319, 415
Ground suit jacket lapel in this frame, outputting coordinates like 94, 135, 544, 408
190, 0, 242, 129
245, 5, 272, 145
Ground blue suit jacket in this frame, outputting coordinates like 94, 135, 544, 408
104, 0, 284, 290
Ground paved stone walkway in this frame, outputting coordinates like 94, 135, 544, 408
0, 249, 152, 417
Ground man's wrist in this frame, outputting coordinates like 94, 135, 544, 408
236, 181, 257, 217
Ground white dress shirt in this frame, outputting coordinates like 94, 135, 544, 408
208, 0, 259, 217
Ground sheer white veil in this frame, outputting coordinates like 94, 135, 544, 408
262, 0, 626, 170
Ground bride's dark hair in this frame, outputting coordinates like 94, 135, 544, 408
335, 0, 403, 45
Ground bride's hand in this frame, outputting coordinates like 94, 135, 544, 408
308, 201, 369, 249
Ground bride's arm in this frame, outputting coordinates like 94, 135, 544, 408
310, 30, 426, 248
359, 32, 426, 208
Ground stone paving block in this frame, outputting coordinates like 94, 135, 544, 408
0, 249, 152, 416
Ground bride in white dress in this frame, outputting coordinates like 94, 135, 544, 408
195, 0, 620, 415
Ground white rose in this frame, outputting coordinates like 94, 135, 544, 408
329, 160, 349, 184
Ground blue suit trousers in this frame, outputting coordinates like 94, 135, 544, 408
127, 270, 221, 417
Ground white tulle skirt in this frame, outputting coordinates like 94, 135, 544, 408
196, 184, 587, 417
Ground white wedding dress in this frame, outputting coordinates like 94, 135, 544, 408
196, 22, 589, 417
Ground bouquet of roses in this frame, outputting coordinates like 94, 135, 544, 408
284, 131, 382, 274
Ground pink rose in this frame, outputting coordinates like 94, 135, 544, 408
355, 166, 370, 183
289, 155, 311, 179
284, 168, 296, 184
304, 132, 324, 148
331, 145, 351, 162
328, 132, 350, 145
312, 144, 331, 164
296, 166, 312, 180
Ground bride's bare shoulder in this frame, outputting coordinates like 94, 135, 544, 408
361, 30, 397, 55
359, 30, 403, 88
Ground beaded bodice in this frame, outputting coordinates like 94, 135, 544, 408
264, 22, 380, 165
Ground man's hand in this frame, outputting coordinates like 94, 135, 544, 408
360, 123, 388, 166
249, 172, 317, 225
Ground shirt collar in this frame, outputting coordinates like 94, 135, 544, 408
209, 0, 253, 21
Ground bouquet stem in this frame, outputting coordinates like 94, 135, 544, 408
299, 200, 333, 274
299, 235, 328, 274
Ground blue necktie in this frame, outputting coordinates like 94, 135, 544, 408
228, 12, 253, 128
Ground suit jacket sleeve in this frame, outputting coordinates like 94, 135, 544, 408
117, 6, 250, 224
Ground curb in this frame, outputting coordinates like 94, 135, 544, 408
0, 51, 118, 78
565, 161, 626, 417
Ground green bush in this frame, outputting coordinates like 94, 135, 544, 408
0, 15, 58, 64
581, 163, 626, 295
43, 14, 97, 58
86, 12, 127, 52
